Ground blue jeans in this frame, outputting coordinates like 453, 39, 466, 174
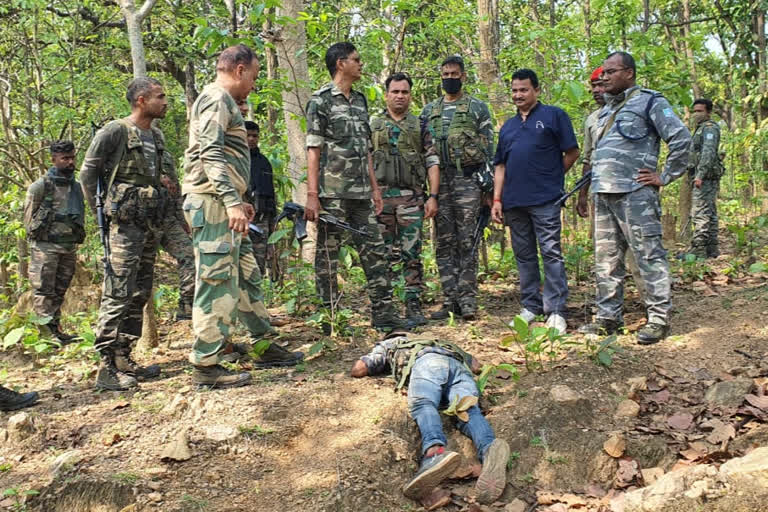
407, 353, 496, 461
504, 201, 568, 316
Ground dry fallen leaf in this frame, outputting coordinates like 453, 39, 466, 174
706, 423, 736, 444
111, 400, 130, 410
420, 488, 452, 511
649, 389, 671, 403
668, 412, 694, 430
745, 394, 768, 411
604, 434, 627, 458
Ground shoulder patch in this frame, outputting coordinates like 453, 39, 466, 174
663, 107, 674, 118
706, 133, 714, 140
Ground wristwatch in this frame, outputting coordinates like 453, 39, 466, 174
429, 193, 438, 201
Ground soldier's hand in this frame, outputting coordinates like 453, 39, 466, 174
576, 191, 589, 218
160, 175, 178, 196
424, 197, 438, 219
226, 204, 250, 234
304, 193, 320, 222
491, 202, 503, 224
372, 188, 383, 216
242, 203, 256, 222
694, 178, 703, 189
636, 168, 663, 188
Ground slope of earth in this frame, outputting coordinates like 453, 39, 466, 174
1, 246, 767, 512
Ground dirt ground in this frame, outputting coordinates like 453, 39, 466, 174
1, 238, 767, 512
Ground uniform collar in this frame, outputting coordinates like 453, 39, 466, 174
605, 85, 640, 106
47, 167, 74, 183
516, 101, 542, 119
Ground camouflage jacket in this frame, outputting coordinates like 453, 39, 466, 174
160, 152, 185, 222
182, 83, 250, 208
371, 110, 439, 192
361, 333, 474, 390
306, 82, 372, 200
582, 107, 601, 169
592, 85, 691, 194
420, 94, 494, 175
80, 119, 165, 213
24, 167, 85, 246
690, 119, 721, 181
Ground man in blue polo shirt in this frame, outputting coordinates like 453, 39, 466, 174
491, 68, 579, 333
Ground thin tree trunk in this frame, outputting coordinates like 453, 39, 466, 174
263, 11, 280, 145
118, 0, 159, 78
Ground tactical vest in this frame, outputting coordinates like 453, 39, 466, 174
387, 334, 474, 391
110, 119, 164, 188
691, 120, 724, 180
28, 174, 85, 244
104, 120, 166, 226
371, 114, 426, 190
428, 96, 488, 174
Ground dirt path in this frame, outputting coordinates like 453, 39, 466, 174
1, 251, 767, 512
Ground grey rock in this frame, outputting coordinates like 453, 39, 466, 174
7, 412, 34, 442
704, 379, 753, 407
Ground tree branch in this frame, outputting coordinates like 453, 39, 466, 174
136, 0, 160, 23
45, 5, 126, 29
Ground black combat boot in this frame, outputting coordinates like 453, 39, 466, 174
95, 351, 138, 391
430, 301, 460, 320
0, 386, 39, 411
176, 297, 193, 321
114, 346, 161, 380
372, 305, 408, 333
405, 298, 428, 327
578, 319, 624, 335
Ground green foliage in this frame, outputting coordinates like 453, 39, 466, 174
0, 310, 56, 355
305, 308, 353, 339
500, 315, 568, 372
476, 363, 520, 394
1, 487, 39, 512
675, 254, 712, 283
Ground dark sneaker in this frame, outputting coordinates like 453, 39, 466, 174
430, 302, 460, 321
405, 299, 428, 327
253, 342, 304, 369
578, 319, 623, 335
192, 364, 252, 388
372, 311, 408, 333
403, 447, 461, 500
460, 303, 477, 321
476, 439, 510, 504
95, 363, 138, 391
114, 350, 161, 380
0, 385, 39, 411
637, 322, 669, 345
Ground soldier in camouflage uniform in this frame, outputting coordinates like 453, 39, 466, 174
579, 52, 691, 345
81, 78, 168, 390
373, 73, 440, 327
305, 42, 404, 332
183, 45, 302, 388
23, 140, 84, 345
158, 152, 195, 320
686, 98, 723, 258
421, 55, 494, 321
245, 121, 277, 277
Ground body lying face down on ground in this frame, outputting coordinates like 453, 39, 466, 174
350, 330, 510, 504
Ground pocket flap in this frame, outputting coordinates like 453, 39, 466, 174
641, 223, 663, 237
183, 197, 204, 211
198, 241, 231, 254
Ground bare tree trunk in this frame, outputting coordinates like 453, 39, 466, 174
118, 0, 159, 78
271, 0, 315, 262
183, 61, 198, 114
477, 0, 508, 121
677, 0, 699, 240
263, 12, 281, 144
17, 237, 28, 281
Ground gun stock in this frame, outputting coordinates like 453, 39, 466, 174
555, 171, 592, 207
95, 175, 113, 276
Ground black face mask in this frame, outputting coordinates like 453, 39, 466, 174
442, 78, 462, 95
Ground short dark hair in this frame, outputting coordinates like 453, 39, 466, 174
385, 72, 413, 92
511, 68, 539, 89
606, 51, 636, 75
325, 42, 357, 78
126, 77, 162, 107
50, 140, 75, 155
693, 98, 713, 112
244, 121, 259, 132
440, 55, 465, 72
216, 44, 256, 73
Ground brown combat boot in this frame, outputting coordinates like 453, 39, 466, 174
192, 364, 252, 388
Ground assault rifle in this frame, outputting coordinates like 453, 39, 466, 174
95, 175, 113, 276
555, 171, 592, 207
471, 205, 491, 255
275, 201, 370, 241
248, 223, 265, 237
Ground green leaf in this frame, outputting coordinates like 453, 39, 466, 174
251, 339, 271, 357
267, 227, 291, 244
308, 340, 325, 356
749, 262, 767, 273
513, 315, 529, 339
3, 327, 24, 349
597, 350, 613, 367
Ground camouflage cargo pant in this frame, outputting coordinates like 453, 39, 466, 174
377, 189, 425, 300
594, 186, 671, 326
315, 197, 394, 312
690, 178, 720, 256
95, 221, 159, 352
183, 193, 272, 366
247, 211, 275, 277
435, 176, 481, 309
159, 215, 195, 304
29, 241, 76, 327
